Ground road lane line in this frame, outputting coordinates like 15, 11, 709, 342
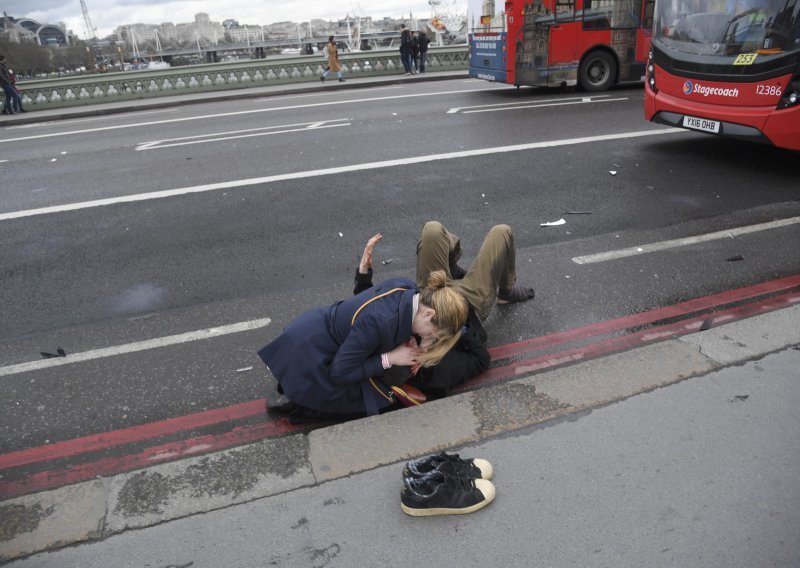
461, 97, 628, 114
136, 121, 350, 150
0, 127, 683, 221
572, 216, 800, 264
446, 94, 613, 113
0, 86, 514, 144
0, 318, 272, 377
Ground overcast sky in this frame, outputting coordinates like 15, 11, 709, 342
8, 1, 473, 40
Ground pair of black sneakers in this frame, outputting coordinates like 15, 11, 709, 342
401, 452, 496, 516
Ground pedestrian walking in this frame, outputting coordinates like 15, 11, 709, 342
320, 36, 345, 83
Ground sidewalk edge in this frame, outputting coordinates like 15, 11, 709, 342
2, 304, 798, 563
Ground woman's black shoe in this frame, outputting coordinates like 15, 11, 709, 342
267, 395, 298, 416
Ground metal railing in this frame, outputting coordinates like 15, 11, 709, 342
15, 46, 468, 110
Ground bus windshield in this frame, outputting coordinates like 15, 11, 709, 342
654, 0, 800, 57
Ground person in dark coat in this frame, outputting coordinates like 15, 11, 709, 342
410, 31, 420, 73
417, 31, 431, 73
399, 24, 413, 75
354, 234, 490, 399
259, 270, 468, 421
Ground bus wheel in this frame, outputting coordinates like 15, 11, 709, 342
579, 50, 616, 92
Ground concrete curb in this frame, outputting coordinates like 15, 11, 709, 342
1, 304, 798, 562
0, 71, 468, 126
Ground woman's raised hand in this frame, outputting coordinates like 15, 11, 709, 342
386, 340, 420, 367
358, 233, 382, 274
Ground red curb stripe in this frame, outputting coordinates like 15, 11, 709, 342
488, 274, 800, 361
0, 398, 268, 471
467, 290, 799, 389
0, 417, 306, 501
1, 275, 797, 497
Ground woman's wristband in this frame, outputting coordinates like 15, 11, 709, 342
381, 353, 391, 370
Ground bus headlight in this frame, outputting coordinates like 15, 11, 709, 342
647, 51, 657, 93
777, 76, 800, 109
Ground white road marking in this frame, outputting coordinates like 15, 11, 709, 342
0, 127, 683, 222
0, 87, 513, 144
460, 97, 628, 114
135, 119, 350, 151
446, 95, 614, 113
0, 317, 272, 377
572, 216, 800, 264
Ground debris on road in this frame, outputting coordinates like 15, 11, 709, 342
726, 255, 744, 262
236, 366, 253, 373
40, 348, 67, 359
540, 218, 566, 227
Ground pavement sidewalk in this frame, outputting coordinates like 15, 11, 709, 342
1, 302, 798, 564
0, 70, 468, 126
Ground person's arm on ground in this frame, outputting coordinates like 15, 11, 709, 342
354, 233, 381, 295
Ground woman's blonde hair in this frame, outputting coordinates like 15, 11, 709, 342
416, 270, 468, 367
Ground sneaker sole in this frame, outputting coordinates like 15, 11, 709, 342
401, 481, 496, 516
401, 495, 495, 516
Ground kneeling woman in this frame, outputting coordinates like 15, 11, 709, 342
258, 270, 468, 420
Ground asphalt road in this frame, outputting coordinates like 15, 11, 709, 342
1, 78, 798, 455
9, 347, 799, 568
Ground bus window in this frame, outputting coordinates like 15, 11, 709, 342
585, 0, 644, 29
556, 0, 576, 22
584, 0, 612, 29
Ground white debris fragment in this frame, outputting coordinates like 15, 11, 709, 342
540, 218, 566, 227
637, 247, 643, 252
50, 158, 57, 162
236, 366, 253, 373
61, 151, 67, 155
338, 232, 343, 237
609, 170, 617, 175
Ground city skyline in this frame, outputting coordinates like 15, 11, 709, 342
8, 1, 471, 40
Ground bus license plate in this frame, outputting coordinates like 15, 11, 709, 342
683, 116, 720, 134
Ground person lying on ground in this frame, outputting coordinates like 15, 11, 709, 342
259, 269, 469, 422
352, 222, 535, 398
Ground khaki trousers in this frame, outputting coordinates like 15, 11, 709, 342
415, 221, 517, 322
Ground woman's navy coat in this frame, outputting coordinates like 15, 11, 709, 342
258, 277, 417, 415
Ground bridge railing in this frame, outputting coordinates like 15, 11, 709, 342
15, 46, 468, 110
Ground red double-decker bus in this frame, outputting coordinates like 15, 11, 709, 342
644, 0, 800, 151
469, 0, 654, 91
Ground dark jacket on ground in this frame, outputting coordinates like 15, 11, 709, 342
259, 277, 417, 416
354, 269, 490, 397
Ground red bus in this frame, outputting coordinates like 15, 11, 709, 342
644, 1, 800, 151
469, 0, 654, 91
